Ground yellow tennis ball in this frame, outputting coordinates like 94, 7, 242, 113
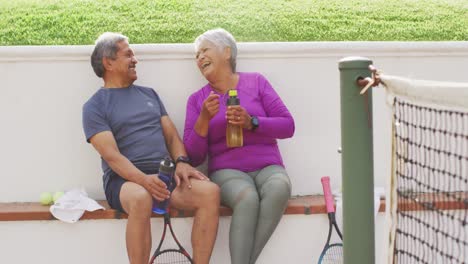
40, 192, 53, 205
53, 191, 64, 203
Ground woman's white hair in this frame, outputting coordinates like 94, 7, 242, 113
194, 28, 237, 72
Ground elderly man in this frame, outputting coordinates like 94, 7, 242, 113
82, 32, 220, 264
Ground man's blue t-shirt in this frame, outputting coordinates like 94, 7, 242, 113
82, 85, 169, 188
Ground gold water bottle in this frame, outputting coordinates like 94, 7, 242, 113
226, 89, 243, 147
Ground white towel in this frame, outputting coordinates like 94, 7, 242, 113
50, 189, 104, 223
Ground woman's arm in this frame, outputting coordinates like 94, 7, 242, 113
161, 115, 208, 187
254, 75, 295, 139
183, 93, 212, 166
226, 74, 294, 139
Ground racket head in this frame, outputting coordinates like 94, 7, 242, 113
318, 243, 343, 264
150, 249, 193, 264
149, 213, 194, 264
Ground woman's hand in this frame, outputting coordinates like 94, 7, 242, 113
226, 105, 253, 130
195, 91, 220, 137
200, 91, 220, 121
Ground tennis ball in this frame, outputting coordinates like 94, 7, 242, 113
53, 191, 65, 203
40, 192, 53, 205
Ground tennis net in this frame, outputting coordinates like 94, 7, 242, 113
383, 75, 468, 264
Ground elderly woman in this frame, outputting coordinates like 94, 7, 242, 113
183, 28, 295, 264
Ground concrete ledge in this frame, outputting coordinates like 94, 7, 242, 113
2, 192, 465, 222
1, 42, 467, 62
0, 195, 386, 221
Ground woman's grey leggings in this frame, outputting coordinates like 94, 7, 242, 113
211, 165, 292, 264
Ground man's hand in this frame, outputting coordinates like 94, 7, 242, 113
174, 162, 209, 188
141, 174, 171, 201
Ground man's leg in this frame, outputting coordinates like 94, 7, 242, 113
170, 179, 220, 264
120, 181, 154, 264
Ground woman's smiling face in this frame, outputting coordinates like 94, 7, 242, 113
195, 40, 229, 80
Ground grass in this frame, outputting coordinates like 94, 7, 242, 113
0, 0, 467, 45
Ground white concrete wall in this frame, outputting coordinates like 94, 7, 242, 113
0, 42, 467, 264
1, 42, 467, 202
0, 214, 387, 264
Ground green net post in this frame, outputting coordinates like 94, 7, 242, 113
338, 57, 375, 264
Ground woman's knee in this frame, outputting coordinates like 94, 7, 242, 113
230, 187, 260, 211
261, 177, 291, 202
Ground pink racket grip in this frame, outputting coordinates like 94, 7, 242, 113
321, 176, 335, 213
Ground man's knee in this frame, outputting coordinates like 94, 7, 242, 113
196, 181, 221, 207
121, 183, 153, 216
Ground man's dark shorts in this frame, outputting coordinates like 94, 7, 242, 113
104, 164, 175, 214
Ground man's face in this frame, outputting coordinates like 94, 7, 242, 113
110, 40, 138, 83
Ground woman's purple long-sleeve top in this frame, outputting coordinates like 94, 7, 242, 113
183, 72, 295, 174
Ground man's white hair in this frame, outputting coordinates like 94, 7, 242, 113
91, 32, 128, 78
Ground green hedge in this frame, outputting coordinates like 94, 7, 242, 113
1, 0, 467, 45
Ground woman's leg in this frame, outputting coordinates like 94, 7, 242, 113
250, 165, 291, 263
211, 169, 260, 264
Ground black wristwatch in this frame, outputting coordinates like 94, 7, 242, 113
250, 116, 259, 131
175, 156, 192, 166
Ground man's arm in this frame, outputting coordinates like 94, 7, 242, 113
89, 131, 169, 201
161, 116, 208, 188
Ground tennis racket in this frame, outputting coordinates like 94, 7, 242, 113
149, 212, 193, 264
318, 176, 343, 264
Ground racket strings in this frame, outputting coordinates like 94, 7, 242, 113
153, 250, 192, 264
322, 244, 344, 264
